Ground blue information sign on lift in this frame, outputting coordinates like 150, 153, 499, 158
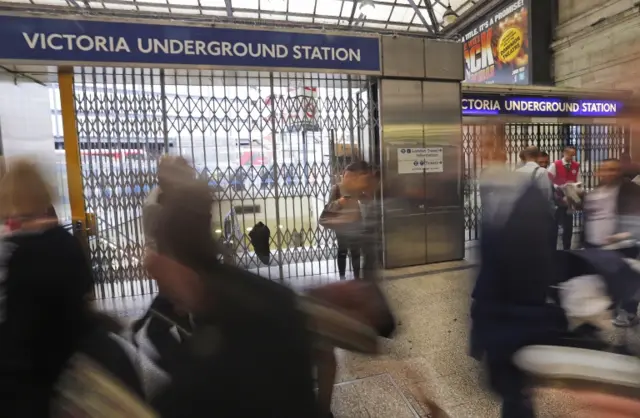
0, 15, 382, 73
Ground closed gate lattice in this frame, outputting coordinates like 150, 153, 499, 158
68, 67, 376, 298
463, 122, 629, 242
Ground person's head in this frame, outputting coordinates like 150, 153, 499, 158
157, 155, 194, 192
341, 160, 372, 195
537, 151, 550, 169
519, 150, 526, 163
0, 159, 55, 221
563, 146, 576, 162
521, 146, 539, 163
148, 174, 215, 310
597, 158, 622, 185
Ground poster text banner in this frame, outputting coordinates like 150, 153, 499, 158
0, 15, 382, 73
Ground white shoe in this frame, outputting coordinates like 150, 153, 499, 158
613, 310, 639, 327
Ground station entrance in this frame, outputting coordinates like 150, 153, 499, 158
461, 84, 631, 241
60, 67, 376, 297
0, 13, 465, 299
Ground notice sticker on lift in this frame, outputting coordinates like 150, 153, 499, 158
397, 147, 444, 174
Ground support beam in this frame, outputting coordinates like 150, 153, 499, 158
58, 67, 86, 227
421, 0, 440, 33
224, 0, 232, 17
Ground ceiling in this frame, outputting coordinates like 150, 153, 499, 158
0, 0, 482, 33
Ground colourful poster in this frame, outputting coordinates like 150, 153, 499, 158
462, 0, 530, 84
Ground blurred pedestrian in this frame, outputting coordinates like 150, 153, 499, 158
472, 148, 567, 418
0, 159, 96, 417
320, 161, 376, 280
581, 158, 640, 327
620, 151, 640, 181
144, 174, 318, 418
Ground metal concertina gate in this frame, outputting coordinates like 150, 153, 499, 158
462, 122, 629, 241
51, 67, 376, 298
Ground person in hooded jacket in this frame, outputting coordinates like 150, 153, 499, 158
142, 173, 319, 418
471, 144, 567, 418
133, 155, 198, 367
0, 159, 97, 417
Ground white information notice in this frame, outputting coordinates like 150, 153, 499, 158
397, 147, 444, 174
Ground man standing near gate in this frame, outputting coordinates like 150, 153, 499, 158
548, 146, 582, 250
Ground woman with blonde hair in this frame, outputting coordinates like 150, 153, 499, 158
0, 159, 58, 231
0, 158, 96, 417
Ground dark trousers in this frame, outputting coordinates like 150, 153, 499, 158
620, 246, 640, 315
555, 206, 574, 250
336, 235, 360, 278
487, 352, 535, 418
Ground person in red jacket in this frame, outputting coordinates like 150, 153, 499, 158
548, 146, 581, 250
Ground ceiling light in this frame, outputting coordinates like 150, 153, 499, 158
359, 0, 375, 17
442, 2, 458, 26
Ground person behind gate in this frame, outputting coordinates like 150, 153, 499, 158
548, 146, 582, 250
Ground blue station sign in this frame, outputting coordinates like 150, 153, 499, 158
0, 15, 382, 73
462, 94, 622, 118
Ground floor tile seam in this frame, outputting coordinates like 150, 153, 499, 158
387, 372, 423, 418
333, 372, 390, 387
383, 264, 478, 282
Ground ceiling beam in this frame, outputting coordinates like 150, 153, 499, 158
421, 0, 440, 33
347, 0, 358, 27
405, 0, 434, 32
224, 0, 232, 17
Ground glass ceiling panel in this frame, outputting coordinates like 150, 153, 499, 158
11, 0, 483, 33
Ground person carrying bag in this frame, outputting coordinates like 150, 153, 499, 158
319, 162, 371, 280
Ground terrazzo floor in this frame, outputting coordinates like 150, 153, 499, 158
96, 250, 621, 418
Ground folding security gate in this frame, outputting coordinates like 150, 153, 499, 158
463, 122, 630, 241
61, 67, 376, 298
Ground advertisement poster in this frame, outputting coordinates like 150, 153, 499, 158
463, 0, 529, 84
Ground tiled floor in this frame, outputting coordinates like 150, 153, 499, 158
329, 267, 593, 418
96, 246, 596, 417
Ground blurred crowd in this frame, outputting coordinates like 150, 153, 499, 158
473, 143, 640, 417
4, 147, 640, 418
0, 156, 405, 418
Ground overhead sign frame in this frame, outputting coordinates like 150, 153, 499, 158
461, 94, 623, 118
0, 13, 382, 74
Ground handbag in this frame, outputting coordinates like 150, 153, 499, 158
318, 185, 362, 231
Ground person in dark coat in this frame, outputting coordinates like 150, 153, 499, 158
471, 163, 567, 418
581, 158, 640, 327
0, 160, 96, 417
144, 174, 318, 418
620, 151, 640, 181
